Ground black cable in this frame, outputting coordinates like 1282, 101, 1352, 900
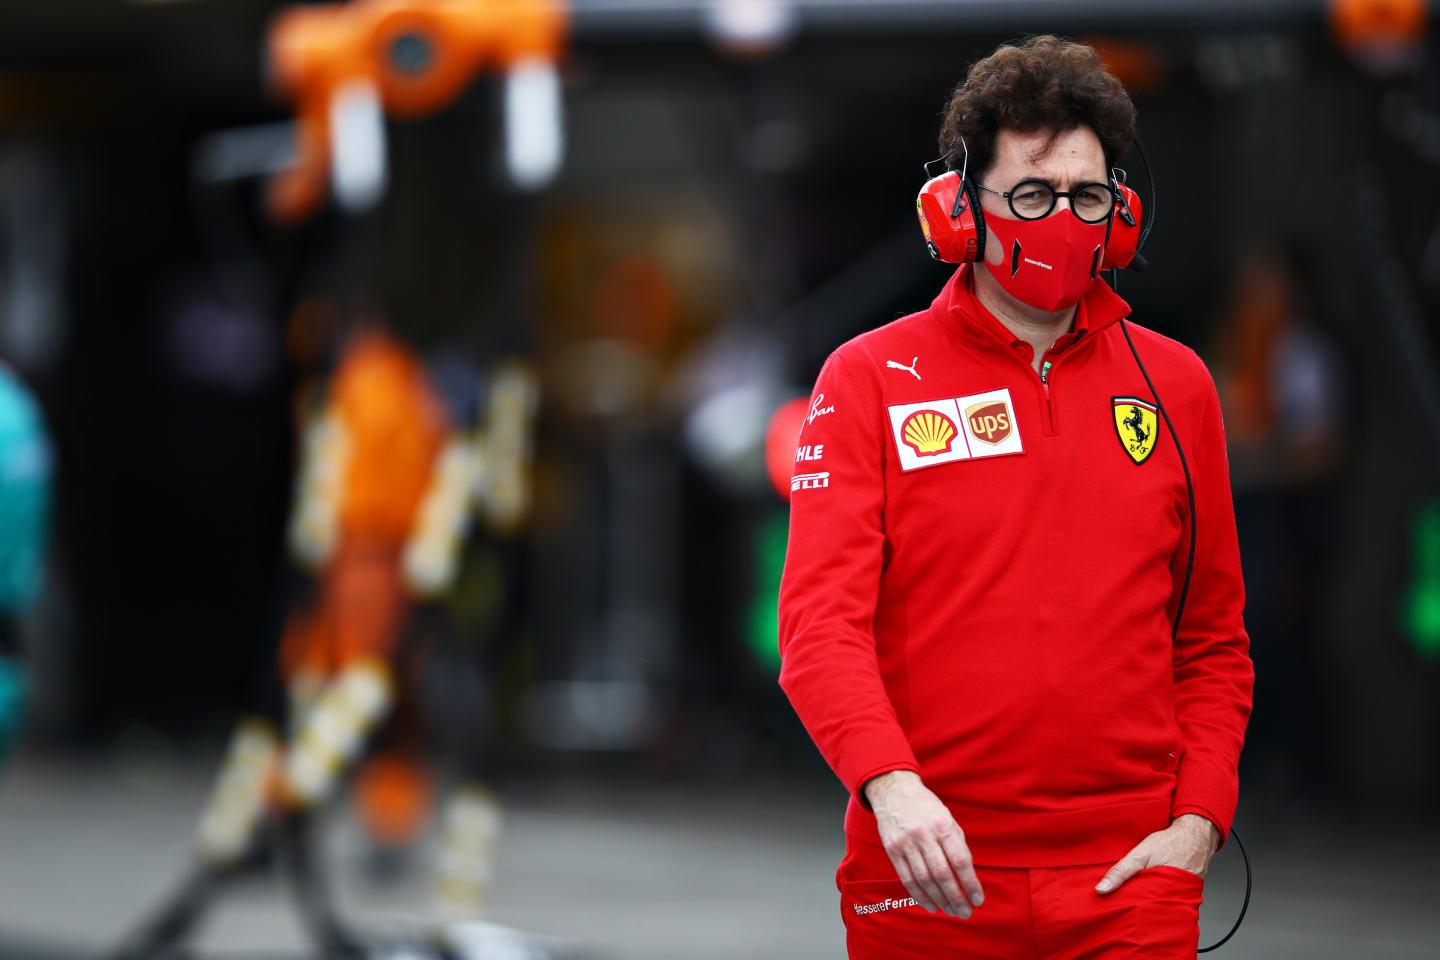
1118, 316, 1251, 952
1132, 136, 1156, 266
1112, 136, 1251, 948
1118, 317, 1196, 641
1199, 827, 1252, 953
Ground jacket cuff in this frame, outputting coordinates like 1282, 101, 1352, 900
852, 761, 922, 811
1172, 760, 1238, 852
1171, 805, 1226, 852
840, 733, 920, 811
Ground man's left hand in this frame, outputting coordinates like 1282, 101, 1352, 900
1093, 814, 1220, 894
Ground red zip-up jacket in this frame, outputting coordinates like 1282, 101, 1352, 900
777, 263, 1253, 867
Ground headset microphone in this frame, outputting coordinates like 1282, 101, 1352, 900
914, 133, 1252, 952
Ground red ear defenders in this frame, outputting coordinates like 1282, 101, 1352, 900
915, 139, 1144, 272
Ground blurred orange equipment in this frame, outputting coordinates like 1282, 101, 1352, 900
265, 0, 568, 222
1082, 37, 1166, 94
354, 751, 434, 846
1329, 0, 1427, 62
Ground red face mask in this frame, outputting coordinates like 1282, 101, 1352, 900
980, 208, 1110, 312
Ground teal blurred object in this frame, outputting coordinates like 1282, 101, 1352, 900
0, 363, 50, 615
0, 363, 50, 767
0, 657, 26, 764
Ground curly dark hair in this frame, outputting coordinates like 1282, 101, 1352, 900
938, 36, 1136, 182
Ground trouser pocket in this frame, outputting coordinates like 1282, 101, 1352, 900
840, 876, 942, 960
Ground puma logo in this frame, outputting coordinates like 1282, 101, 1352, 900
886, 356, 921, 381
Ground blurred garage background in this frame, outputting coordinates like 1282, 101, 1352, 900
0, 1, 1437, 958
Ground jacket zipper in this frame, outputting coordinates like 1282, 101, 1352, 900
967, 314, 1115, 437
988, 341, 1059, 435
1027, 326, 1109, 434
1039, 360, 1055, 434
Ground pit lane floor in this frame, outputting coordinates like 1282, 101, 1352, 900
0, 753, 1435, 959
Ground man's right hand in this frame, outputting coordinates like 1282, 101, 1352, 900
863, 770, 984, 918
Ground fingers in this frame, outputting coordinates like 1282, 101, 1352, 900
937, 822, 984, 908
918, 839, 970, 918
887, 822, 982, 918
904, 847, 951, 915
889, 850, 939, 913
1095, 851, 1146, 894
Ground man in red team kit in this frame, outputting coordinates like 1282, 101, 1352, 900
777, 36, 1254, 958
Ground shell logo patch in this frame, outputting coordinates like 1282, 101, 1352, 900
901, 410, 958, 456
887, 388, 1023, 472
1112, 396, 1159, 464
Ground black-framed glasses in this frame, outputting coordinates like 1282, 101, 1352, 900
974, 179, 1117, 223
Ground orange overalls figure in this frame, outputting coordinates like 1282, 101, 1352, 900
119, 329, 539, 960
276, 329, 448, 859
275, 329, 535, 919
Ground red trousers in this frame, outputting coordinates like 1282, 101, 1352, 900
838, 837, 1204, 959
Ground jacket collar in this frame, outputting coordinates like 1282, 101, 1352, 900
929, 262, 1132, 360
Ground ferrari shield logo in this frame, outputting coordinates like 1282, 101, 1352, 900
1112, 397, 1159, 464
